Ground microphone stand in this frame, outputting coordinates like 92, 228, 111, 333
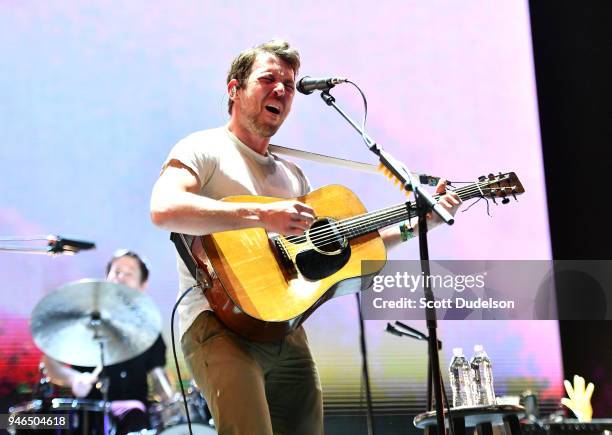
0, 235, 95, 254
318, 89, 453, 435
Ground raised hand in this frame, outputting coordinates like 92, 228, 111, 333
561, 374, 595, 422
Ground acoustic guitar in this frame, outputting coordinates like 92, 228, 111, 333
190, 172, 524, 341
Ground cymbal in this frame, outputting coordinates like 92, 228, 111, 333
31, 279, 162, 366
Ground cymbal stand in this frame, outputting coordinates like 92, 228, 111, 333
91, 312, 112, 435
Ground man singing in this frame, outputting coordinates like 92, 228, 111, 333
150, 40, 460, 435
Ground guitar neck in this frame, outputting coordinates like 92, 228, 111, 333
337, 181, 487, 239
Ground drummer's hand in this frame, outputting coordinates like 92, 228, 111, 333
71, 371, 98, 398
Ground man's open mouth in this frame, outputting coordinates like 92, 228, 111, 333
265, 105, 281, 115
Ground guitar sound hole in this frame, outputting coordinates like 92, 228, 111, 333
307, 218, 347, 255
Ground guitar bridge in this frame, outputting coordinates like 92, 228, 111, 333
272, 236, 297, 276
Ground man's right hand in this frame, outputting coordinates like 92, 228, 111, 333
71, 371, 98, 398
259, 200, 315, 236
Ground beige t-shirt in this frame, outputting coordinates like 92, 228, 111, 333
163, 127, 310, 337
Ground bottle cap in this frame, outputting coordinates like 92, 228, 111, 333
474, 344, 484, 352
452, 347, 463, 356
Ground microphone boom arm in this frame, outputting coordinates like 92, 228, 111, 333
319, 90, 453, 225
0, 235, 96, 255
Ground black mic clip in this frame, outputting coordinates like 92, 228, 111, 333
48, 235, 96, 254
386, 321, 442, 350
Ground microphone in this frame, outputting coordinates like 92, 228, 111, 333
296, 76, 348, 95
47, 235, 96, 254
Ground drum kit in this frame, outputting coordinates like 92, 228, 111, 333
7, 279, 216, 435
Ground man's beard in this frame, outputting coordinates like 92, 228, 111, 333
241, 107, 281, 138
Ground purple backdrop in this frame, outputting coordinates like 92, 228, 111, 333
0, 0, 561, 413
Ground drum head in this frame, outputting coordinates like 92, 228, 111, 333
159, 423, 216, 434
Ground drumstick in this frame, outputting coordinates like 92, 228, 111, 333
91, 365, 102, 379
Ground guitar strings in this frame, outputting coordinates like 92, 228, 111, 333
282, 180, 517, 255
279, 181, 506, 255
280, 182, 495, 254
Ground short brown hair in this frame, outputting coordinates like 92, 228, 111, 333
226, 40, 300, 115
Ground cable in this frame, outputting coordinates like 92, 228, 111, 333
170, 285, 197, 435
440, 368, 456, 435
346, 80, 371, 151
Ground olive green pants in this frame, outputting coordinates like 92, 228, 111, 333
181, 311, 324, 435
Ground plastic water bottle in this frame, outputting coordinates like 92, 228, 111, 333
449, 347, 476, 407
470, 344, 496, 405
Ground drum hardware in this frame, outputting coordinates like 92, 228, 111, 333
150, 367, 176, 404
33, 361, 55, 399
28, 279, 163, 435
8, 398, 114, 435
147, 384, 215, 435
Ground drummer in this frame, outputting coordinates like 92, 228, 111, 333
42, 250, 172, 434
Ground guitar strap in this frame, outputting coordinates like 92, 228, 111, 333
269, 144, 380, 173
170, 232, 195, 277
170, 232, 212, 290
269, 144, 440, 186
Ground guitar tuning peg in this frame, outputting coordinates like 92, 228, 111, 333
478, 175, 486, 182
501, 197, 510, 205
489, 188, 498, 204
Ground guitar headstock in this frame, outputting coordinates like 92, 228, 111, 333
477, 172, 525, 204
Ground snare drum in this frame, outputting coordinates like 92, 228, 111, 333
8, 398, 113, 435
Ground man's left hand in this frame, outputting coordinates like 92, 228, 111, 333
426, 179, 461, 228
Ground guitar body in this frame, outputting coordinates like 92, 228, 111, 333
191, 184, 387, 341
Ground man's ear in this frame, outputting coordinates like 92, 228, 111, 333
228, 79, 239, 98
